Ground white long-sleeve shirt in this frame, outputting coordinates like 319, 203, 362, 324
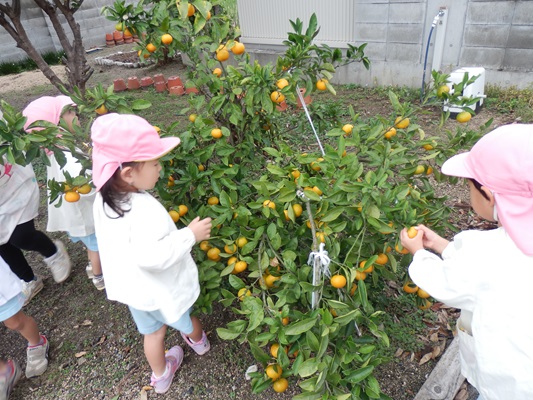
93, 191, 199, 323
409, 227, 533, 400
0, 256, 22, 307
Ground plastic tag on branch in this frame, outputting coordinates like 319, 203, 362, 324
245, 365, 258, 380
297, 189, 309, 202
307, 242, 331, 278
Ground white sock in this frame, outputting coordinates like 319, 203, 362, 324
154, 364, 168, 379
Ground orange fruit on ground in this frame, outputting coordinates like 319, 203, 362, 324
403, 282, 419, 294
95, 104, 108, 115
198, 164, 205, 171
418, 299, 432, 310
262, 199, 276, 209
276, 78, 289, 90
178, 204, 188, 216
394, 116, 410, 129
414, 165, 425, 175
189, 114, 197, 123
146, 43, 156, 53
395, 243, 410, 255
237, 287, 251, 301
233, 261, 248, 274
355, 270, 367, 281
342, 124, 353, 135
64, 191, 80, 203
376, 253, 388, 265
206, 247, 221, 261
423, 144, 434, 150
199, 241, 210, 252
266, 364, 282, 381
384, 127, 397, 139
426, 166, 434, 175
417, 288, 431, 299
187, 3, 195, 16
207, 196, 219, 205
236, 237, 248, 248
231, 42, 245, 55
316, 79, 327, 91
161, 34, 173, 45
292, 204, 303, 217
77, 184, 92, 194
407, 226, 419, 238
216, 49, 229, 62
264, 274, 280, 288
213, 67, 222, 77
270, 91, 285, 104
272, 378, 289, 393
359, 260, 374, 274
211, 128, 223, 139
224, 243, 237, 254
330, 274, 347, 289
456, 111, 472, 123
168, 210, 180, 223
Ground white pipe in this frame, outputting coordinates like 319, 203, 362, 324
432, 8, 448, 72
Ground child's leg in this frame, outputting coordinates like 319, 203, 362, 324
186, 316, 204, 342
176, 313, 210, 356
87, 249, 102, 276
9, 220, 56, 258
3, 311, 41, 346
0, 242, 35, 282
143, 325, 167, 377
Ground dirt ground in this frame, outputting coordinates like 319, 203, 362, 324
0, 44, 521, 400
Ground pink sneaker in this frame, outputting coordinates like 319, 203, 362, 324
181, 331, 210, 355
150, 346, 183, 394
0, 359, 22, 400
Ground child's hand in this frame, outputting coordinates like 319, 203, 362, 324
400, 227, 425, 254
415, 224, 449, 254
188, 217, 212, 242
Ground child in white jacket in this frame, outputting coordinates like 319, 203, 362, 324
91, 113, 212, 394
401, 124, 533, 400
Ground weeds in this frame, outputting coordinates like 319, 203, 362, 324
485, 84, 533, 122
0, 50, 65, 76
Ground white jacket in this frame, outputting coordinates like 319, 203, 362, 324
409, 228, 533, 400
46, 152, 95, 237
0, 161, 39, 244
93, 191, 199, 323
0, 256, 22, 307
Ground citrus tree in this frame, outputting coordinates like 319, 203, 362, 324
99, 1, 487, 398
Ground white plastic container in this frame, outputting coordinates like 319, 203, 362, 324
443, 67, 486, 114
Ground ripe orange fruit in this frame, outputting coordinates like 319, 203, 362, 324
236, 237, 248, 248
207, 196, 219, 205
206, 247, 221, 261
281, 316, 289, 326
199, 241, 210, 252
167, 176, 175, 187
266, 364, 282, 381
417, 288, 431, 299
233, 260, 248, 274
276, 78, 289, 90
146, 43, 156, 53
330, 274, 347, 288
403, 282, 418, 294
227, 256, 237, 266
376, 253, 388, 265
414, 165, 425, 175
270, 91, 285, 104
437, 85, 450, 97
206, 11, 211, 20
316, 79, 327, 91
211, 128, 223, 139
64, 191, 80, 203
198, 164, 205, 171
384, 127, 397, 139
77, 184, 92, 194
95, 104, 108, 115
283, 210, 290, 221
311, 186, 323, 196
115, 22, 123, 31
224, 243, 237, 254
456, 111, 472, 123
359, 260, 374, 274
394, 116, 410, 129
355, 270, 367, 281
264, 274, 280, 288
189, 114, 197, 123
272, 378, 289, 393
395, 243, 410, 255
407, 226, 418, 238
270, 343, 286, 358
316, 232, 326, 243
263, 199, 276, 209
292, 204, 303, 217
237, 287, 251, 300
342, 124, 353, 135
168, 210, 180, 223
423, 144, 434, 150
350, 283, 358, 296
213, 67, 222, 77
231, 42, 245, 55
161, 34, 173, 45
418, 299, 432, 310
310, 157, 324, 171
178, 205, 188, 216
216, 49, 229, 62
187, 3, 195, 16
426, 166, 434, 175
290, 170, 300, 179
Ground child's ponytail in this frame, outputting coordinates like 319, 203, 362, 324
99, 162, 138, 218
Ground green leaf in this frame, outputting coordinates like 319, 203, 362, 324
297, 357, 319, 378
345, 365, 374, 384
321, 207, 344, 222
285, 317, 317, 335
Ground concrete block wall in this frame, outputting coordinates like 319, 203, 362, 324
238, 0, 533, 89
0, 0, 116, 63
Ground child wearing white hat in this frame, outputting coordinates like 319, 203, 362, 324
401, 124, 533, 400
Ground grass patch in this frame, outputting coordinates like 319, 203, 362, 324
0, 50, 65, 76
485, 84, 533, 122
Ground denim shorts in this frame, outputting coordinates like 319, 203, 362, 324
0, 293, 24, 322
128, 306, 193, 335
69, 233, 98, 252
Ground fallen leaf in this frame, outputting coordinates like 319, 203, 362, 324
419, 352, 433, 365
142, 386, 152, 391
430, 332, 439, 342
96, 335, 106, 345
394, 348, 404, 357
140, 388, 148, 400
432, 346, 441, 358
81, 319, 93, 326
75, 351, 87, 358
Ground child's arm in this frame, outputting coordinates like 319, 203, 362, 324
187, 217, 212, 242
400, 224, 450, 255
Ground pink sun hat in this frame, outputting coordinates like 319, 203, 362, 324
91, 113, 180, 190
23, 95, 75, 130
441, 124, 533, 255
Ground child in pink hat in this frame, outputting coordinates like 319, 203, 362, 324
91, 113, 212, 394
400, 124, 533, 400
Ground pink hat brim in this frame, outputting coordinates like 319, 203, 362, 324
441, 152, 475, 180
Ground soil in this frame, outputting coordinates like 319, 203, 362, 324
0, 44, 520, 400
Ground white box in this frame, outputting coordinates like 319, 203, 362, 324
443, 67, 486, 114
